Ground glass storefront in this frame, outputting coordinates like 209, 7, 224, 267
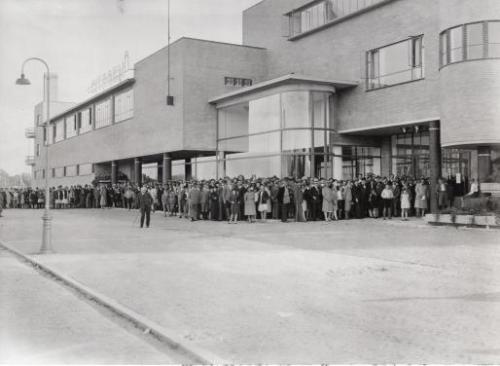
392, 131, 430, 178
392, 130, 474, 194
217, 91, 336, 179
342, 146, 381, 180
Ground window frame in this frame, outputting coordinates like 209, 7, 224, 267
287, 0, 390, 40
440, 20, 500, 69
366, 35, 425, 91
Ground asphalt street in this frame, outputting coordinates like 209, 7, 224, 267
1, 209, 499, 363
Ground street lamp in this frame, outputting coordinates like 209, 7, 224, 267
16, 57, 53, 254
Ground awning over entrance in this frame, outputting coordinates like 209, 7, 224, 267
209, 73, 358, 108
339, 118, 440, 136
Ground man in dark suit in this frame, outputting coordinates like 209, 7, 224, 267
277, 180, 291, 223
138, 186, 154, 228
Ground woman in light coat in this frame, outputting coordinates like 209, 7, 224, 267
322, 184, 334, 221
344, 182, 353, 219
244, 186, 257, 223
414, 178, 428, 217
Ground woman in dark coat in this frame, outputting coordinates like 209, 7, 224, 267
209, 185, 220, 221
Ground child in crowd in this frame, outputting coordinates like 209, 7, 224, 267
400, 185, 411, 221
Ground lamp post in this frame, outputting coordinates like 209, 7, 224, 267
16, 57, 53, 254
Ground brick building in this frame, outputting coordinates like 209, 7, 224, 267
28, 0, 500, 194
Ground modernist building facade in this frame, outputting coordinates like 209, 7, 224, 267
27, 0, 500, 193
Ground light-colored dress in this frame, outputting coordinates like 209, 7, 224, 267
244, 191, 256, 216
414, 183, 428, 209
322, 187, 334, 212
401, 191, 411, 209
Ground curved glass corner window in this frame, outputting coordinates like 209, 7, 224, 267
289, 0, 385, 37
440, 20, 500, 67
367, 36, 424, 90
488, 21, 500, 58
282, 91, 309, 129
449, 26, 464, 63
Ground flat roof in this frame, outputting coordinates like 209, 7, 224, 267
136, 37, 265, 66
208, 74, 358, 104
47, 78, 135, 124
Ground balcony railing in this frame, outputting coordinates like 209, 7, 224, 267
25, 127, 35, 139
25, 156, 35, 166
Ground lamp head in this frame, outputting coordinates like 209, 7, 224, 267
16, 73, 31, 85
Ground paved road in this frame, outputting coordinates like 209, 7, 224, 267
1, 209, 500, 363
0, 247, 179, 364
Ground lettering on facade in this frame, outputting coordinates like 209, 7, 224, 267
87, 51, 132, 95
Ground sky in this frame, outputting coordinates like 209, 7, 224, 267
0, 0, 262, 175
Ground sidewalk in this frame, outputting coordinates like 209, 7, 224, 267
0, 248, 175, 364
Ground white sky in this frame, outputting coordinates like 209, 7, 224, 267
0, 0, 262, 175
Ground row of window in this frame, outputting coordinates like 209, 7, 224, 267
224, 77, 253, 87
440, 20, 500, 67
365, 20, 500, 90
34, 163, 94, 180
46, 89, 134, 145
289, 0, 385, 37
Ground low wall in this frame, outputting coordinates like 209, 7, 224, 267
425, 213, 500, 228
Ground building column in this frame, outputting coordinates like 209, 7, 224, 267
162, 153, 172, 184
185, 158, 192, 181
380, 136, 392, 177
216, 151, 226, 179
332, 146, 343, 180
478, 146, 492, 183
134, 158, 142, 186
429, 121, 442, 214
111, 161, 118, 185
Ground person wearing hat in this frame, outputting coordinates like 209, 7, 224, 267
138, 186, 154, 228
209, 185, 220, 220
270, 180, 280, 220
188, 183, 201, 221
244, 184, 257, 223
256, 184, 270, 222
200, 184, 210, 220
277, 180, 291, 223
228, 184, 241, 224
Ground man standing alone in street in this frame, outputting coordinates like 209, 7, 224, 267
138, 186, 154, 228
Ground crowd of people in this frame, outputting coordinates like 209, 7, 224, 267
0, 174, 477, 222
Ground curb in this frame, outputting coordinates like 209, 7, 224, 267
0, 240, 226, 364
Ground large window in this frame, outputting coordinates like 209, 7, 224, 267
54, 167, 64, 178
79, 108, 93, 134
65, 114, 78, 138
54, 119, 65, 142
78, 163, 93, 176
114, 89, 134, 123
65, 165, 77, 177
466, 23, 485, 60
488, 21, 500, 58
342, 146, 381, 180
289, 0, 385, 37
367, 36, 424, 90
440, 20, 500, 67
392, 130, 430, 178
95, 99, 112, 129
